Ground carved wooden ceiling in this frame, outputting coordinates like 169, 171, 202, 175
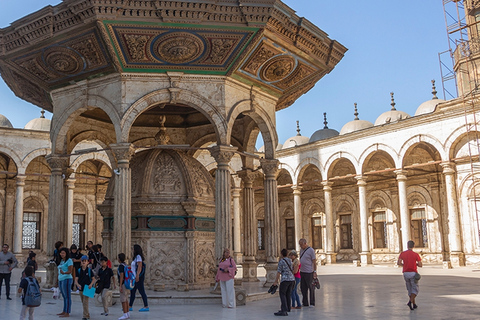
0, 0, 347, 112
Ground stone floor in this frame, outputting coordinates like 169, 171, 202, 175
2, 263, 480, 319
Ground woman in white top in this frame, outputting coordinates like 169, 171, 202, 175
128, 244, 149, 312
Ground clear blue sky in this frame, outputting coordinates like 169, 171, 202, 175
0, 1, 449, 148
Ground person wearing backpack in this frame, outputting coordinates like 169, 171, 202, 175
117, 253, 130, 320
128, 244, 149, 312
18, 266, 41, 320
97, 256, 115, 316
75, 255, 96, 320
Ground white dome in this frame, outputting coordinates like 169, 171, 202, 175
310, 113, 339, 142
340, 119, 373, 135
283, 135, 309, 149
0, 114, 13, 128
415, 80, 445, 116
24, 117, 51, 131
374, 110, 410, 126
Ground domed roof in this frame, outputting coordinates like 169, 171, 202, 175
0, 114, 13, 128
374, 92, 410, 126
310, 113, 339, 142
283, 121, 309, 149
340, 103, 374, 135
24, 110, 51, 131
415, 80, 446, 116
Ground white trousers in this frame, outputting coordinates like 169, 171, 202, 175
219, 279, 236, 308
19, 305, 34, 320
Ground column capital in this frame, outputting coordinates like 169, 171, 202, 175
322, 180, 333, 191
209, 145, 237, 166
394, 169, 407, 181
260, 158, 279, 178
355, 175, 367, 186
441, 161, 456, 175
45, 154, 69, 173
65, 178, 76, 189
16, 175, 27, 186
292, 185, 302, 194
110, 143, 135, 164
238, 169, 257, 185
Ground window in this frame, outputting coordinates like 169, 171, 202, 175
72, 214, 85, 249
373, 212, 387, 248
286, 219, 295, 250
257, 220, 265, 250
340, 214, 353, 249
312, 217, 322, 249
22, 212, 40, 249
411, 209, 428, 248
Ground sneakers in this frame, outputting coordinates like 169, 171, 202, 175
274, 311, 288, 316
101, 312, 108, 316
118, 314, 130, 320
139, 307, 149, 312
407, 301, 414, 310
128, 307, 132, 311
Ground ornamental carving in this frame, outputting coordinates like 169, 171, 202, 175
275, 63, 315, 90
152, 152, 183, 193
260, 56, 295, 82
153, 32, 204, 64
195, 243, 216, 281
70, 38, 103, 67
205, 38, 236, 64
260, 159, 279, 177
243, 45, 277, 75
124, 34, 151, 61
44, 46, 83, 75
149, 240, 186, 282
179, 153, 214, 197
209, 146, 236, 165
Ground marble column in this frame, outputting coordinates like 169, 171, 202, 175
441, 162, 465, 267
356, 176, 371, 266
322, 181, 336, 264
110, 143, 135, 260
395, 170, 410, 251
232, 186, 242, 263
46, 154, 68, 254
260, 158, 280, 286
13, 175, 26, 255
292, 186, 303, 252
209, 145, 236, 261
238, 169, 258, 282
4, 179, 16, 246
65, 178, 76, 247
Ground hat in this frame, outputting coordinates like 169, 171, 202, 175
81, 255, 89, 261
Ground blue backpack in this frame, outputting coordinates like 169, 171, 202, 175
120, 264, 135, 290
25, 277, 41, 307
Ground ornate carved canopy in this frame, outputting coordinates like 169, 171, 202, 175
0, 0, 346, 112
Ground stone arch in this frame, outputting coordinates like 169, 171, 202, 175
399, 134, 446, 163
447, 129, 480, 160
52, 95, 122, 153
359, 143, 400, 170
121, 88, 227, 145
242, 118, 261, 169
296, 157, 324, 182
324, 151, 360, 178
445, 124, 480, 159
70, 153, 112, 172
0, 146, 21, 173
21, 148, 51, 174
226, 100, 277, 159
68, 130, 114, 154
278, 163, 295, 184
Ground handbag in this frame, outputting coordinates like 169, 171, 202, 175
95, 281, 104, 294
414, 272, 421, 283
312, 277, 321, 289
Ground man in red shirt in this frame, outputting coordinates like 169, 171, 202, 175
397, 240, 422, 310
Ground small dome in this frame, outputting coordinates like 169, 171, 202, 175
282, 121, 309, 149
415, 80, 446, 116
24, 110, 50, 132
310, 113, 339, 142
0, 114, 13, 128
374, 92, 410, 126
340, 103, 373, 135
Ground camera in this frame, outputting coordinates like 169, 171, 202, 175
219, 268, 225, 272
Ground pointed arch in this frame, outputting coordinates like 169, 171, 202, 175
399, 134, 446, 162
359, 143, 400, 170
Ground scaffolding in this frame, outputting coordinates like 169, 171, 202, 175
441, 0, 480, 243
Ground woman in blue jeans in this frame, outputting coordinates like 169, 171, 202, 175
129, 244, 149, 312
57, 247, 73, 317
289, 251, 302, 309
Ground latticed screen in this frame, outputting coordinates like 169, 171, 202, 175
286, 219, 295, 250
257, 220, 265, 250
22, 212, 40, 249
312, 217, 322, 249
72, 214, 85, 249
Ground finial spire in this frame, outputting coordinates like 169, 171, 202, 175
390, 92, 396, 111
296, 120, 301, 136
431, 79, 438, 100
354, 103, 359, 120
40, 109, 45, 119
323, 112, 329, 129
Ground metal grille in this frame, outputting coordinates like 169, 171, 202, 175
22, 212, 40, 249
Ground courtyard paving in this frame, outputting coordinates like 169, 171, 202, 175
1, 263, 480, 319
